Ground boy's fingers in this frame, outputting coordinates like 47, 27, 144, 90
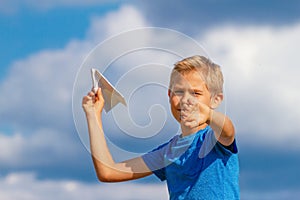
187, 98, 197, 106
97, 87, 102, 96
183, 116, 197, 123
84, 95, 92, 100
91, 86, 99, 94
187, 98, 193, 105
182, 104, 192, 112
88, 91, 95, 97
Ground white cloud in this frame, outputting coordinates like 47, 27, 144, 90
0, 129, 80, 168
87, 5, 149, 40
0, 172, 299, 200
201, 23, 300, 146
0, 172, 168, 200
0, 44, 82, 131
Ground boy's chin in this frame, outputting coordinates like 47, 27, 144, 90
179, 121, 208, 129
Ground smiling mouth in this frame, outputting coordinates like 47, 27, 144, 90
178, 108, 188, 112
177, 109, 186, 118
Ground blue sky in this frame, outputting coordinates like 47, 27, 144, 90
1, 0, 300, 199
0, 3, 120, 80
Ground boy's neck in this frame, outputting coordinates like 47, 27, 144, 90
181, 123, 208, 137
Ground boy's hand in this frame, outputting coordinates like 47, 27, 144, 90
180, 99, 211, 129
82, 88, 105, 116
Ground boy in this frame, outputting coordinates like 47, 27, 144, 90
82, 55, 239, 199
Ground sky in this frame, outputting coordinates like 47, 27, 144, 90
1, 0, 300, 199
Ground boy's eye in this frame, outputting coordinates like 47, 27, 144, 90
192, 92, 202, 96
174, 91, 183, 95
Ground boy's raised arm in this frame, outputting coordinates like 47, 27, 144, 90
82, 88, 152, 182
181, 99, 235, 147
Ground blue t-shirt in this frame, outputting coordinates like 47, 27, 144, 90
142, 126, 239, 200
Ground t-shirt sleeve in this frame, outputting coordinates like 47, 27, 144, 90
218, 139, 238, 154
199, 127, 238, 158
211, 128, 238, 155
142, 142, 170, 181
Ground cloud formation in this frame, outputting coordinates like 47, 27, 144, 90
0, 172, 168, 200
136, 0, 300, 31
0, 129, 81, 168
201, 24, 300, 147
0, 172, 299, 200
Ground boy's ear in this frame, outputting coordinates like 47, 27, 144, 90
168, 89, 172, 103
210, 93, 223, 109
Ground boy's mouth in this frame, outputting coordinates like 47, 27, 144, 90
177, 108, 188, 113
178, 108, 189, 120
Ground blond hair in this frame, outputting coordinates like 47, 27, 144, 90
169, 55, 224, 97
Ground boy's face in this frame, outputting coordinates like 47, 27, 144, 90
168, 71, 212, 123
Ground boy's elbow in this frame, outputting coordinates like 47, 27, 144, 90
92, 156, 116, 182
219, 119, 235, 146
224, 117, 235, 138
224, 127, 235, 139
97, 175, 110, 183
96, 170, 114, 182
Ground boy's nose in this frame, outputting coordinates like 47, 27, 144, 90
180, 92, 191, 106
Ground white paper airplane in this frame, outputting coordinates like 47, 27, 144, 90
91, 68, 127, 113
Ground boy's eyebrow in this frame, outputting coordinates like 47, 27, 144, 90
193, 89, 203, 92
171, 85, 204, 90
171, 85, 184, 90
189, 89, 204, 93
